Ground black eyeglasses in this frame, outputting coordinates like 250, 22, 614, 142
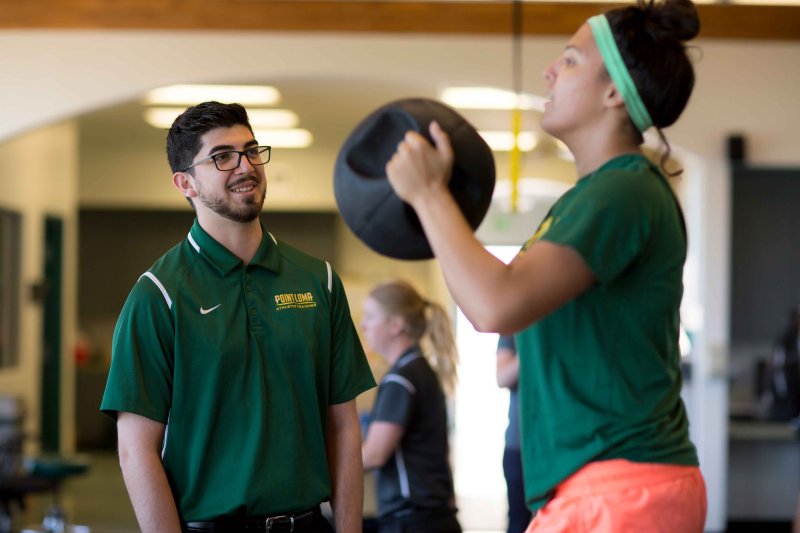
182, 145, 271, 172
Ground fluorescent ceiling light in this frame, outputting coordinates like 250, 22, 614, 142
248, 109, 299, 129
253, 129, 313, 149
479, 131, 538, 152
144, 108, 299, 129
441, 87, 547, 112
144, 84, 281, 106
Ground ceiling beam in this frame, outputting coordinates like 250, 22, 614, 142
1, 1, 798, 41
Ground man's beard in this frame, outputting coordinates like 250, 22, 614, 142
197, 176, 266, 223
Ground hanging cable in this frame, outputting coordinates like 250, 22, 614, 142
510, 0, 523, 213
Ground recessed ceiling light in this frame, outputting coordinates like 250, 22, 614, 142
441, 87, 547, 112
144, 84, 281, 106
479, 131, 538, 152
144, 108, 299, 129
253, 129, 313, 149
248, 109, 299, 129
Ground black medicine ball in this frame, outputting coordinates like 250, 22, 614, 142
333, 97, 496, 260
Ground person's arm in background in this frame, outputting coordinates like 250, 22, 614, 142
362, 421, 405, 470
117, 412, 181, 533
326, 400, 364, 533
496, 344, 520, 389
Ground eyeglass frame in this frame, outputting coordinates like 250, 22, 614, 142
181, 145, 272, 173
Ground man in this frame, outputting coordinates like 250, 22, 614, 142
101, 101, 375, 533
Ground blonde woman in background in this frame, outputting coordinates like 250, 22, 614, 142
360, 280, 461, 533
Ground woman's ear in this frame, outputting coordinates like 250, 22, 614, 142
603, 82, 626, 111
173, 171, 198, 199
388, 315, 406, 337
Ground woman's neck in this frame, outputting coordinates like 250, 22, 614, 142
383, 339, 415, 366
575, 143, 640, 178
564, 124, 641, 178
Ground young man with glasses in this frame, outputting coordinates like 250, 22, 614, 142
101, 101, 375, 533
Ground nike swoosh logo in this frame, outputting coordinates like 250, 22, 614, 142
200, 304, 222, 315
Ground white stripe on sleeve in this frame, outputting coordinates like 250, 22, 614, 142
139, 272, 173, 310
382, 374, 417, 395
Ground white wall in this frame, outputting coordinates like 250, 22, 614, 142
0, 30, 565, 212
0, 121, 79, 455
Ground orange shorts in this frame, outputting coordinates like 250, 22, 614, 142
525, 459, 707, 533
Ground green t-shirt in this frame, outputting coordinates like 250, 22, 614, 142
515, 154, 698, 512
101, 219, 376, 520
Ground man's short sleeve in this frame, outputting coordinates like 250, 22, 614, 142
328, 270, 376, 404
100, 275, 175, 422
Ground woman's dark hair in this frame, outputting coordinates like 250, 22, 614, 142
607, 0, 699, 130
607, 0, 700, 171
166, 101, 254, 174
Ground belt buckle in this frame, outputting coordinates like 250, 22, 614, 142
265, 515, 294, 532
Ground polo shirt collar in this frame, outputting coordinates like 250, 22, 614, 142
394, 346, 422, 370
187, 218, 282, 276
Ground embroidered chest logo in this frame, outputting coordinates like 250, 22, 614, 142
274, 292, 317, 311
200, 304, 222, 315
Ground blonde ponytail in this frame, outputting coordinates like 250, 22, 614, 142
422, 301, 458, 396
368, 280, 459, 396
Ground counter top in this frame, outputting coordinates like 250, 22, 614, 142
729, 419, 799, 441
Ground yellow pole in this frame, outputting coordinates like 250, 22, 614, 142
510, 0, 522, 214
510, 107, 521, 213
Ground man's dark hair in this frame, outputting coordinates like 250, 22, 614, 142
166, 101, 254, 174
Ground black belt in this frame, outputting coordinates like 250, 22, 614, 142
183, 508, 317, 532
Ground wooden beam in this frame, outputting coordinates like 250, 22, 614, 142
0, 1, 798, 41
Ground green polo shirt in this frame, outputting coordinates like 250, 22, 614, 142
101, 219, 375, 520
515, 154, 698, 512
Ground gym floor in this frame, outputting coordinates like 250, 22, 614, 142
11, 452, 137, 533
9, 452, 504, 533
13, 454, 789, 533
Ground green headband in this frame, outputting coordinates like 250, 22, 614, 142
588, 14, 653, 133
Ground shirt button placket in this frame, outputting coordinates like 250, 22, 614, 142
244, 269, 261, 331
